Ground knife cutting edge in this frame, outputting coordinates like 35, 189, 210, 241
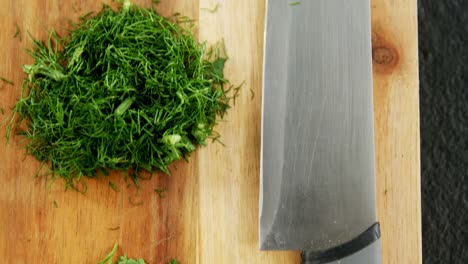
260, 0, 381, 263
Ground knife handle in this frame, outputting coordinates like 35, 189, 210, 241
301, 222, 381, 264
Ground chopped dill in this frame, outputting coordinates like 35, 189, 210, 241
72, 4, 80, 13
70, 181, 88, 194
201, 3, 220, 13
99, 243, 179, 264
289, 1, 301, 6
109, 181, 120, 192
13, 23, 22, 40
129, 197, 143, 206
154, 187, 167, 197
6, 2, 236, 188
0, 77, 14, 86
117, 255, 146, 264
250, 88, 255, 100
98, 243, 118, 264
53, 200, 58, 208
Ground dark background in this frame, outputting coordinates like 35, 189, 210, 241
418, 0, 468, 263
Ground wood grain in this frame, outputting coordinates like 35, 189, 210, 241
371, 1, 422, 263
0, 0, 420, 263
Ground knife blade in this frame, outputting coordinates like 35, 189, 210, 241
260, 0, 380, 263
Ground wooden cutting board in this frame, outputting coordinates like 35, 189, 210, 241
0, 0, 421, 263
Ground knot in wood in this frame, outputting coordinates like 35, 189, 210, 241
373, 47, 396, 65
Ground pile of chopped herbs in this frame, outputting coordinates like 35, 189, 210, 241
7, 1, 235, 187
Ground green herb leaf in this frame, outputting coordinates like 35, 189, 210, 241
109, 181, 120, 192
98, 243, 149, 264
98, 243, 118, 264
154, 187, 167, 197
13, 23, 22, 40
0, 77, 14, 86
201, 3, 220, 13
117, 255, 146, 264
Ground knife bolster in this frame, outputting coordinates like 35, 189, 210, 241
301, 222, 381, 264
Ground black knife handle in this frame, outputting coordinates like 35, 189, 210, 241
301, 222, 381, 264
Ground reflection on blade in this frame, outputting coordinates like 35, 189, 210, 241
260, 0, 377, 251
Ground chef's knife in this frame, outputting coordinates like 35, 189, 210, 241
260, 0, 381, 263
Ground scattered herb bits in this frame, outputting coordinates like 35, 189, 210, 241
98, 243, 178, 264
289, 1, 301, 6
98, 243, 147, 264
8, 2, 235, 188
